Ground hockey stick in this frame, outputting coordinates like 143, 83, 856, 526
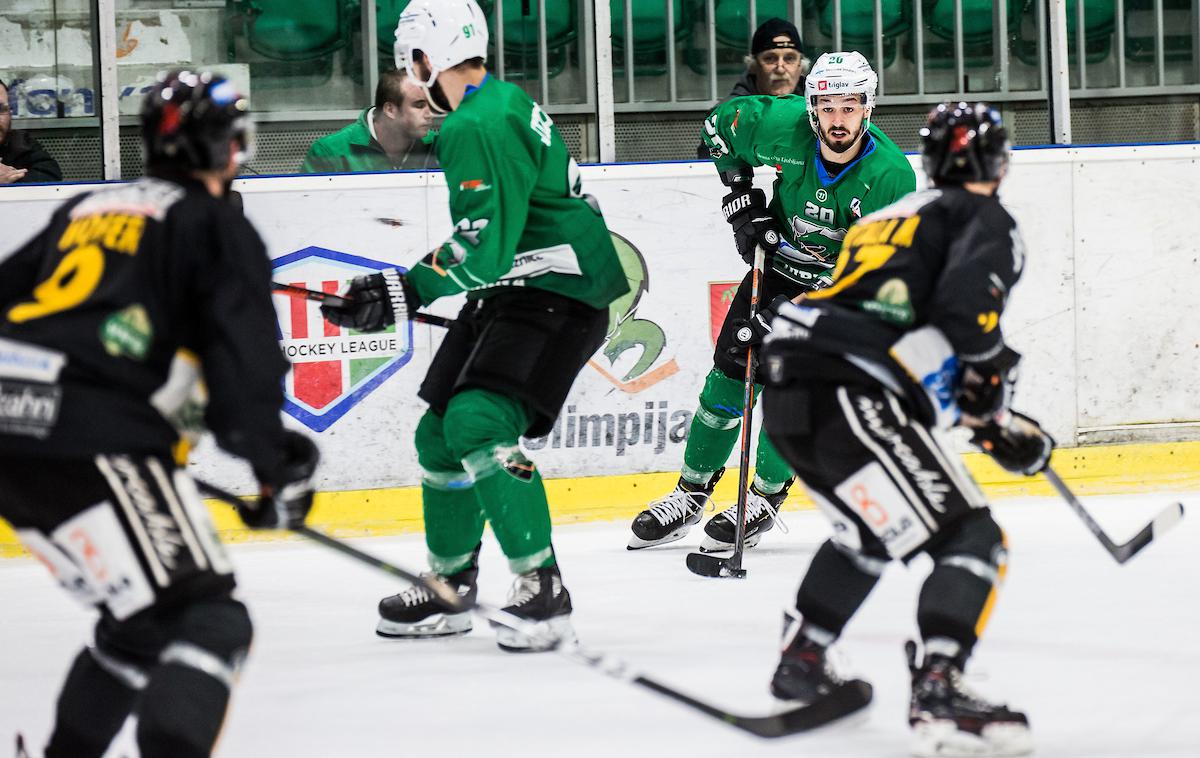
1042, 466, 1184, 564
194, 478, 870, 737
686, 244, 767, 579
271, 282, 453, 329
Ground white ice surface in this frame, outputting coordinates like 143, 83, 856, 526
1, 492, 1197, 758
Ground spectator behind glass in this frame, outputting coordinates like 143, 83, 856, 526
301, 68, 437, 174
697, 19, 809, 157
733, 18, 809, 98
0, 78, 64, 184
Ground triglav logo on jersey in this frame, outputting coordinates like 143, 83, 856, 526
271, 246, 414, 432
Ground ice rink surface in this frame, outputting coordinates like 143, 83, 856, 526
2, 491, 1197, 758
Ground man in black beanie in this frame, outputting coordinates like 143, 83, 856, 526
734, 18, 808, 98
697, 19, 808, 157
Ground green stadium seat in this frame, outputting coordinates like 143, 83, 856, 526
494, 0, 577, 80
611, 0, 693, 76
242, 0, 349, 60
712, 0, 790, 50
1010, 0, 1116, 67
919, 0, 1028, 69
1124, 0, 1193, 64
813, 0, 908, 68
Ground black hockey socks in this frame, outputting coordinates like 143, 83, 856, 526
44, 647, 138, 758
136, 598, 252, 758
917, 511, 1008, 666
794, 539, 885, 638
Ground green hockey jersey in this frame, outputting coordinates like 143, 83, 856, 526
407, 75, 628, 311
702, 95, 916, 287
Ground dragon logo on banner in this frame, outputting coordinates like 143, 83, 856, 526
271, 246, 414, 432
590, 233, 679, 393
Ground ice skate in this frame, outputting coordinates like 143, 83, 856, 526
699, 480, 791, 553
492, 564, 575, 652
908, 642, 1032, 757
376, 557, 479, 639
627, 468, 724, 549
770, 635, 850, 704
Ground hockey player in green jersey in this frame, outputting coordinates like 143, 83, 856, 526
320, 0, 628, 651
628, 51, 915, 552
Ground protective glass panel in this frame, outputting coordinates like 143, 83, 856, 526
1, 1, 100, 183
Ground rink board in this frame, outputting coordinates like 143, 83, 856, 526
1, 439, 1196, 557
0, 144, 1197, 556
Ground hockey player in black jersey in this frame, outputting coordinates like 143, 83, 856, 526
0, 71, 318, 758
756, 103, 1052, 757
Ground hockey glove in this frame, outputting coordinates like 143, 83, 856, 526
242, 430, 320, 529
729, 295, 792, 350
957, 346, 1021, 418
970, 411, 1054, 477
320, 268, 421, 333
722, 187, 783, 265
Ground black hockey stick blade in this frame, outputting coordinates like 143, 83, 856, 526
271, 281, 453, 328
1108, 502, 1185, 564
633, 676, 872, 738
1043, 466, 1185, 564
685, 551, 747, 578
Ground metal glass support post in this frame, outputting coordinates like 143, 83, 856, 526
914, 0, 926, 95
93, 0, 121, 180
1076, 0, 1087, 89
595, 0, 617, 162
996, 0, 1009, 92
667, 0, 678, 102
363, 0, 379, 103
874, 0, 885, 95
624, 0, 635, 102
834, 0, 843, 50
538, 0, 550, 104
1154, 0, 1165, 87
706, 0, 717, 100
954, 0, 965, 92
1116, 0, 1126, 88
496, 0, 507, 80
1047, 0, 1072, 143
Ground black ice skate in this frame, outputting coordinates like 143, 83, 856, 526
770, 636, 848, 704
699, 479, 791, 553
907, 641, 1032, 757
491, 564, 575, 653
376, 551, 479, 639
627, 468, 724, 549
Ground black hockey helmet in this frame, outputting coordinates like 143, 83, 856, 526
141, 70, 252, 172
920, 102, 1009, 186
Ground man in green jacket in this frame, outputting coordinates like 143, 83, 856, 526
300, 68, 436, 173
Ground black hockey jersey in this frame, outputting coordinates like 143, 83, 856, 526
0, 176, 289, 477
763, 186, 1025, 426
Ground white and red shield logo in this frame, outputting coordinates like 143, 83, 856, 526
271, 246, 414, 432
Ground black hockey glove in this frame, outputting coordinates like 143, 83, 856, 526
721, 187, 783, 265
729, 295, 792, 350
957, 346, 1021, 418
970, 411, 1054, 477
242, 430, 320, 529
320, 268, 421, 333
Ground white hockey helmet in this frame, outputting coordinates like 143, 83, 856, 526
394, 0, 489, 88
804, 51, 877, 134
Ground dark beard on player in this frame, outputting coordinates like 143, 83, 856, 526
820, 124, 864, 154
428, 79, 453, 114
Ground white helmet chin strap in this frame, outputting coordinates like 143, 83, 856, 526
399, 45, 451, 114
